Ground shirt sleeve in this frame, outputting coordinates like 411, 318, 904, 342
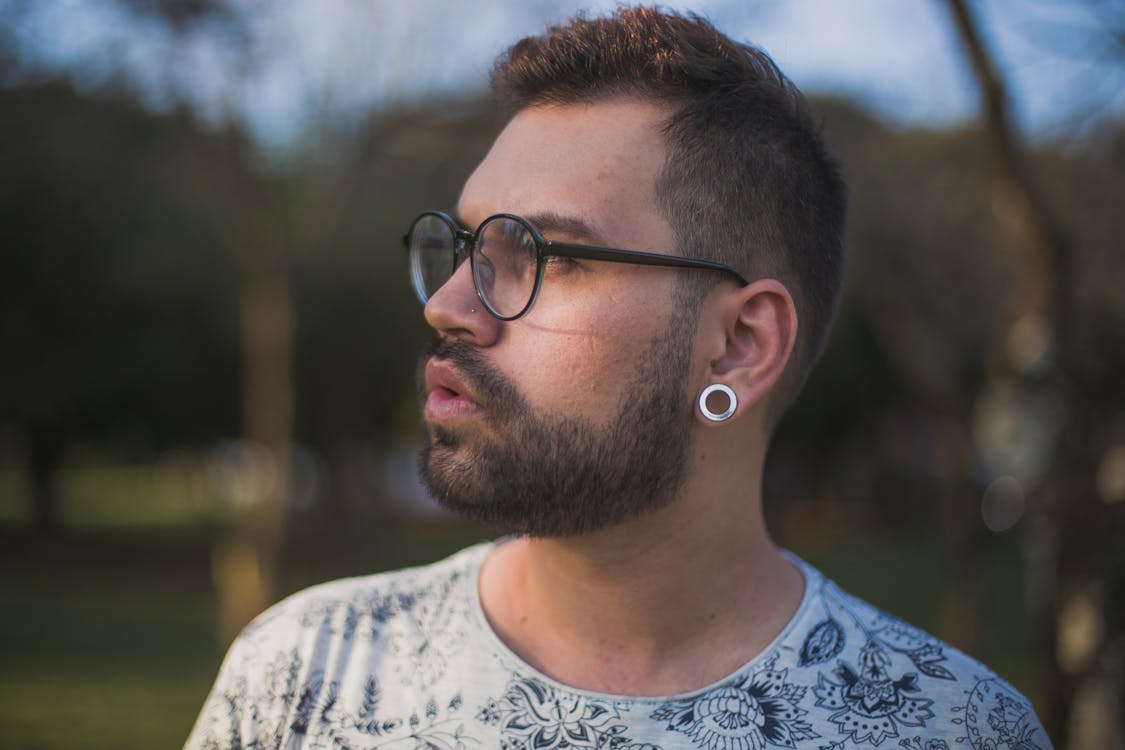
183, 599, 312, 750
183, 627, 271, 750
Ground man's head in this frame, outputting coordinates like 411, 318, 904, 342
415, 7, 846, 536
491, 6, 847, 419
420, 99, 699, 536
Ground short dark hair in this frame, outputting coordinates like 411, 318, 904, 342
491, 6, 847, 421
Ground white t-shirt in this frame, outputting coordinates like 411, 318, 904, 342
185, 543, 1052, 750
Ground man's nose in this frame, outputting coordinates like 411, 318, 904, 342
423, 257, 500, 346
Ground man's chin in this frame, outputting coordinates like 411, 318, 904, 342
417, 461, 668, 539
424, 421, 457, 446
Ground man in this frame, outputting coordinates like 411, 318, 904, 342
187, 8, 1051, 749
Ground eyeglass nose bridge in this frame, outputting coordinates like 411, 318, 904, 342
452, 235, 479, 281
449, 232, 475, 281
453, 231, 473, 258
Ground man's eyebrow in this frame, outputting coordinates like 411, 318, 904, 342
522, 211, 601, 243
452, 210, 603, 243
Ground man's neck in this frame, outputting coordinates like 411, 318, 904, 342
477, 477, 804, 696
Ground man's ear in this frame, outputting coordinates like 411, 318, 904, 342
699, 279, 798, 424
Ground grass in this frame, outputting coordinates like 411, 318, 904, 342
0, 528, 222, 749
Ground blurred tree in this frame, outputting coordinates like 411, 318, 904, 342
944, 1, 1124, 746
0, 80, 241, 532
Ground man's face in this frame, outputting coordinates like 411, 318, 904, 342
416, 99, 701, 536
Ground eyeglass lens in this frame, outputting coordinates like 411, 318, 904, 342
474, 217, 538, 317
408, 214, 457, 305
408, 214, 540, 319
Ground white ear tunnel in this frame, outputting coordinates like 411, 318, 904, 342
698, 384, 737, 422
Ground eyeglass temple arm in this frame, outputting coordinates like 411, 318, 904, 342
401, 229, 475, 254
544, 241, 749, 286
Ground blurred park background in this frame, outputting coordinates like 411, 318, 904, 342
1, 1, 1123, 748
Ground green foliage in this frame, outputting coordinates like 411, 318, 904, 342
0, 81, 240, 451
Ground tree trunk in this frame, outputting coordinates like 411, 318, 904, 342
210, 145, 295, 644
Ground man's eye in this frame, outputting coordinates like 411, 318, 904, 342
543, 255, 578, 272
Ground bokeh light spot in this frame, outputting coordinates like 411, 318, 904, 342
981, 475, 1026, 532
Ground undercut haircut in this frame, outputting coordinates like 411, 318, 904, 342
490, 6, 847, 423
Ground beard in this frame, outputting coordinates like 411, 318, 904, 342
416, 314, 697, 538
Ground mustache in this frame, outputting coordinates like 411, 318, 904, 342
415, 338, 523, 413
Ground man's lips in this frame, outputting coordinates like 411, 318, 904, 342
423, 358, 483, 422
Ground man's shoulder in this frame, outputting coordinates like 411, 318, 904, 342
184, 543, 495, 749
797, 560, 1005, 679
234, 541, 492, 652
780, 556, 1053, 749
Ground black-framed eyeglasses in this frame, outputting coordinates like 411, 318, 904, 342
404, 211, 749, 321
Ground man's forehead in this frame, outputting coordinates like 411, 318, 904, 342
456, 99, 672, 246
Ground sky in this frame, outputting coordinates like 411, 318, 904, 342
2, 0, 1121, 149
